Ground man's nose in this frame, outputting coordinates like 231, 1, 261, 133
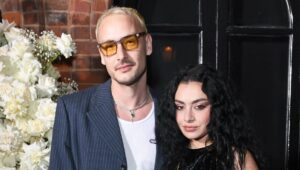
116, 43, 128, 60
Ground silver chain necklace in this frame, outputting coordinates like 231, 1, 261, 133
114, 90, 151, 122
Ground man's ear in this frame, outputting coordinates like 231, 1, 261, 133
98, 49, 106, 65
145, 34, 153, 56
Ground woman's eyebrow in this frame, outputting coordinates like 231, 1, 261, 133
175, 98, 209, 104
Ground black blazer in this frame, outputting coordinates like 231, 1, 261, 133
49, 80, 163, 170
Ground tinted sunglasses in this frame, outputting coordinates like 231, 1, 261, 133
97, 32, 147, 57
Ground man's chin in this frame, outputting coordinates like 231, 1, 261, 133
113, 67, 146, 86
114, 77, 137, 86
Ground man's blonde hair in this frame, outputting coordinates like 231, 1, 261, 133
95, 7, 147, 41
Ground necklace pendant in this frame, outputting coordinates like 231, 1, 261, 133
129, 110, 135, 119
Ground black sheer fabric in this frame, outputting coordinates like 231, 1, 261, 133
177, 145, 225, 170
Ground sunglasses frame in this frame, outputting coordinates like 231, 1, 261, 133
97, 32, 147, 57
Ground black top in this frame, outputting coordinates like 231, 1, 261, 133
177, 145, 219, 170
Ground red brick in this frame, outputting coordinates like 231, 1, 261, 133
78, 83, 97, 90
46, 26, 69, 36
71, 26, 90, 39
3, 0, 21, 12
24, 26, 40, 34
90, 56, 105, 69
92, 0, 109, 12
3, 12, 22, 26
46, 12, 68, 26
71, 13, 90, 25
73, 56, 91, 69
77, 81, 110, 90
75, 40, 99, 55
22, 0, 38, 11
71, 0, 91, 13
58, 70, 72, 79
34, 0, 44, 10
46, 0, 68, 10
54, 60, 73, 71
92, 13, 101, 25
91, 26, 97, 40
71, 70, 109, 84
23, 12, 38, 25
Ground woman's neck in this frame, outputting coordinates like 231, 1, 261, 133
189, 138, 213, 149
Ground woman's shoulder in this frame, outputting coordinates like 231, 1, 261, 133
234, 150, 259, 170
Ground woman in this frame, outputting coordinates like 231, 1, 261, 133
156, 64, 263, 169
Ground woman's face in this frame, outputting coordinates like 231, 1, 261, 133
175, 81, 211, 148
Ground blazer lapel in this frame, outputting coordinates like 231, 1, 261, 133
152, 90, 164, 170
87, 80, 126, 162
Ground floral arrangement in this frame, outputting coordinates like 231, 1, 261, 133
0, 20, 77, 169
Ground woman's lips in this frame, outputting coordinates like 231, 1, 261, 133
183, 126, 198, 132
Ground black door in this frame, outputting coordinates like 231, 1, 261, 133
113, 0, 300, 169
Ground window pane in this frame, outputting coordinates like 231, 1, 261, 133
148, 33, 200, 94
137, 0, 200, 26
230, 0, 290, 26
229, 36, 289, 169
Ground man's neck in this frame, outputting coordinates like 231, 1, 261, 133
111, 75, 153, 122
111, 78, 148, 108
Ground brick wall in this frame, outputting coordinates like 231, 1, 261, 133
0, 0, 112, 89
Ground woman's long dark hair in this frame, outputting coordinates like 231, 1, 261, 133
156, 64, 263, 169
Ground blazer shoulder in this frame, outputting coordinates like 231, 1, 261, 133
57, 80, 111, 109
60, 85, 98, 103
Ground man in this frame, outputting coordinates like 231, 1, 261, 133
49, 7, 162, 170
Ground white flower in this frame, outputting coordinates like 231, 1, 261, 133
8, 39, 33, 61
0, 125, 14, 152
0, 46, 14, 76
29, 86, 38, 101
36, 75, 57, 98
0, 61, 4, 72
0, 20, 16, 32
0, 43, 9, 55
27, 99, 57, 134
1, 80, 35, 120
0, 20, 77, 169
14, 52, 42, 83
19, 141, 50, 170
45, 64, 60, 79
4, 27, 23, 43
15, 119, 29, 135
0, 152, 17, 169
0, 125, 23, 152
37, 31, 56, 51
26, 119, 49, 137
0, 81, 13, 97
45, 130, 53, 145
56, 33, 76, 58
35, 99, 56, 125
3, 96, 28, 120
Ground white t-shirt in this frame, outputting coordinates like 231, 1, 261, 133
118, 103, 156, 170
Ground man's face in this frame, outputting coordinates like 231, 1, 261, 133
96, 14, 152, 86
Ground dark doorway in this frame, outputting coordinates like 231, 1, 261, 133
113, 0, 300, 169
